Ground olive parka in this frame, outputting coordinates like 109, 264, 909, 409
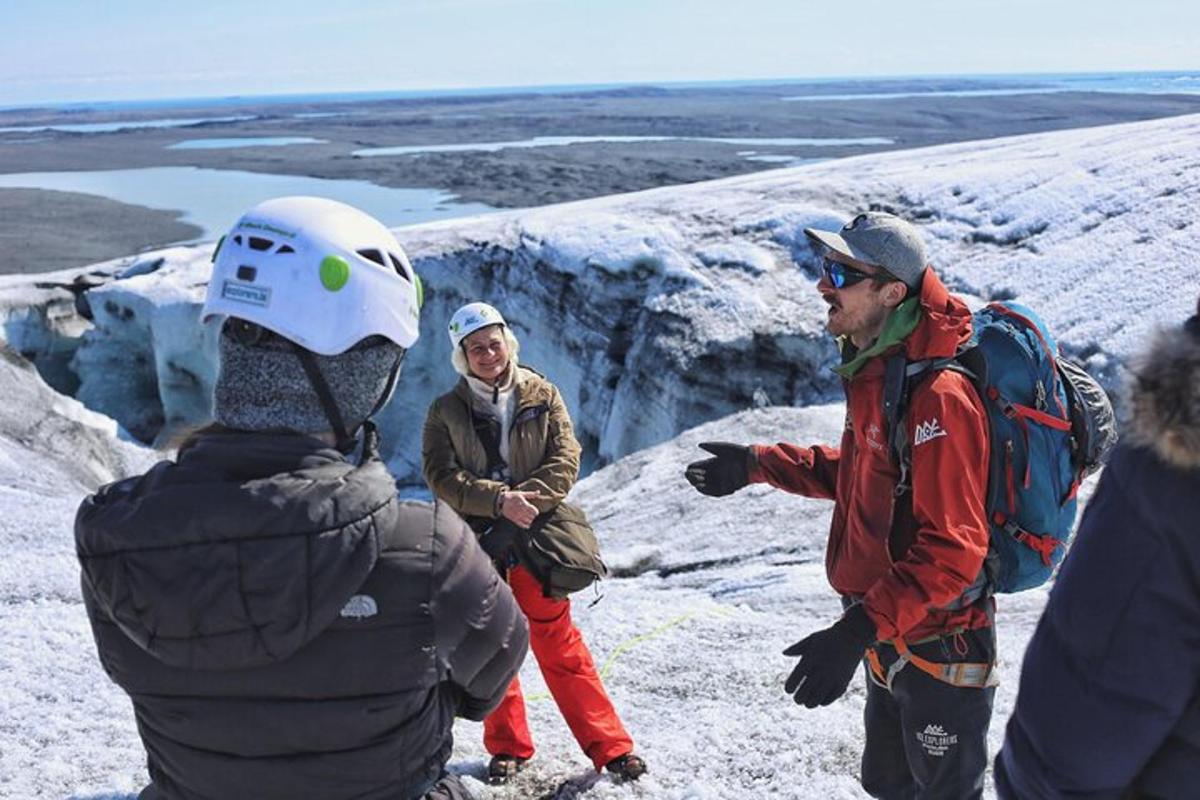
422, 366, 581, 527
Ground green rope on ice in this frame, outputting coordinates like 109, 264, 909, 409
597, 612, 693, 682
525, 607, 731, 703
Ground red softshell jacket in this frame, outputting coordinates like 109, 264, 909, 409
750, 271, 991, 642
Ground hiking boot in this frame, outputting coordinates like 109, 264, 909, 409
605, 753, 647, 782
487, 754, 527, 784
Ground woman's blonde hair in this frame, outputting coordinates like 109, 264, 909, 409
451, 324, 521, 377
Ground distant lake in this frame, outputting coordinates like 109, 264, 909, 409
0, 115, 258, 133
167, 137, 328, 149
353, 135, 893, 157
740, 154, 827, 165
0, 167, 495, 239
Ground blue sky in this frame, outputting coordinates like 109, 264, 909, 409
2, 0, 1198, 105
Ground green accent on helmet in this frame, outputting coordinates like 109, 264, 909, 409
320, 255, 351, 291
415, 273, 424, 309
211, 235, 225, 264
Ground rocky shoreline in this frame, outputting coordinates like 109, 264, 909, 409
0, 188, 201, 273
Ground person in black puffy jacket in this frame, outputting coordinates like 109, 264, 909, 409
76, 197, 527, 800
995, 297, 1200, 800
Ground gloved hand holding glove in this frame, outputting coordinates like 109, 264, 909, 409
684, 442, 754, 497
783, 603, 877, 708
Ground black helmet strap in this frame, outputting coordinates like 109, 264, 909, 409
289, 341, 353, 452
288, 341, 405, 458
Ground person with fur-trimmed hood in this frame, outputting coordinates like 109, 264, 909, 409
76, 198, 527, 800
995, 297, 1200, 799
422, 302, 646, 785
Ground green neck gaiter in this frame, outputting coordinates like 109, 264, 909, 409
833, 296, 921, 379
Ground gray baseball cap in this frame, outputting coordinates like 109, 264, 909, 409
804, 211, 927, 290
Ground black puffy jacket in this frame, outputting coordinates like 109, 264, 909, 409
996, 322, 1200, 800
76, 430, 527, 800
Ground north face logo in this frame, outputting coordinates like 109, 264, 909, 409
913, 418, 947, 446
340, 594, 378, 619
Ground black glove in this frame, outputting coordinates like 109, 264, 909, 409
684, 442, 752, 497
783, 604, 877, 708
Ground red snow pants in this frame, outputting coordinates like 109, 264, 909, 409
483, 565, 633, 770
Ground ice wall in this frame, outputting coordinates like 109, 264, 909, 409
6, 214, 837, 483
1, 251, 218, 446
0, 343, 156, 491
398, 208, 838, 476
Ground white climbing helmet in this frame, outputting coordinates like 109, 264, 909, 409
201, 196, 423, 355
448, 302, 506, 349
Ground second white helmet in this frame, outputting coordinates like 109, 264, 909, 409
448, 302, 506, 349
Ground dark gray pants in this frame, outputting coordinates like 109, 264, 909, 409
860, 628, 996, 800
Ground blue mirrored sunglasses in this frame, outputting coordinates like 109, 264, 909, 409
821, 258, 881, 288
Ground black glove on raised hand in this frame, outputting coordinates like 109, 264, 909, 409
684, 442, 752, 497
783, 603, 877, 708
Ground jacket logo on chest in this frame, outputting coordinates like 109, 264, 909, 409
513, 403, 550, 427
340, 594, 378, 619
913, 418, 948, 447
865, 423, 884, 452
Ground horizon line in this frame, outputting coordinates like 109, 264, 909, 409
2, 67, 1199, 115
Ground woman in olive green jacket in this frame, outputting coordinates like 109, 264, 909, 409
422, 302, 646, 786
422, 352, 579, 528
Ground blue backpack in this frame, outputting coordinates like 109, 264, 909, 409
885, 301, 1117, 603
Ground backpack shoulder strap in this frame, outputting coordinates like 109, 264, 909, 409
886, 347, 994, 609
885, 352, 976, 498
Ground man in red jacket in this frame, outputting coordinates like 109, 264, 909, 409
686, 212, 995, 800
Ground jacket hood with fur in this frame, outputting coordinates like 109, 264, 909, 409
1127, 317, 1200, 470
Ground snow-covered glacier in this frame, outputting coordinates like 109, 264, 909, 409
0, 366, 1094, 800
4, 114, 1197, 482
